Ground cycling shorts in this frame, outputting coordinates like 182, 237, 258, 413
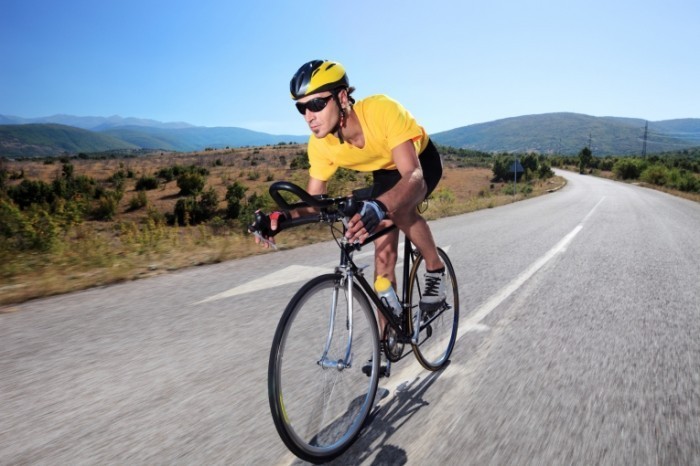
369, 139, 443, 199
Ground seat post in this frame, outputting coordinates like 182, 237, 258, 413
400, 235, 413, 306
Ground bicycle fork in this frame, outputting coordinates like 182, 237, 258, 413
317, 267, 355, 372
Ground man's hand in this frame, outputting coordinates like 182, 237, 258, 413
249, 210, 286, 249
345, 200, 387, 243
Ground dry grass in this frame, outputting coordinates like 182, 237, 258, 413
0, 146, 565, 306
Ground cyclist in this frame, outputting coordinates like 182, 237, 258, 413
255, 59, 446, 366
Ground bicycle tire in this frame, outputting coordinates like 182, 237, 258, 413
407, 248, 459, 370
268, 274, 380, 463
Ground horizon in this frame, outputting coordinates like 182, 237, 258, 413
2, 0, 699, 135
2, 111, 699, 137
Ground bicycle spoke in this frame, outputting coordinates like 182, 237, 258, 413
268, 275, 379, 462
408, 249, 459, 370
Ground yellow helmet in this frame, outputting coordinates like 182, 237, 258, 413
290, 60, 349, 100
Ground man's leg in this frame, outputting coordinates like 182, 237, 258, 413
392, 206, 446, 311
373, 227, 400, 338
362, 227, 400, 378
392, 207, 443, 272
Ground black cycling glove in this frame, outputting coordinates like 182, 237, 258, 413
358, 200, 387, 234
249, 210, 287, 237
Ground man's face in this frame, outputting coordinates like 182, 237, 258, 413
295, 93, 338, 138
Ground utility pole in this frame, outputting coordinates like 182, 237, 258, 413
513, 154, 517, 198
642, 121, 648, 158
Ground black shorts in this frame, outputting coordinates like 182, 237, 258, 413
369, 139, 443, 199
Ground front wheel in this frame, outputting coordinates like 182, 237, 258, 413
407, 248, 459, 370
268, 274, 380, 463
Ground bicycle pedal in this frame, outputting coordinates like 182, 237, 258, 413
361, 360, 390, 378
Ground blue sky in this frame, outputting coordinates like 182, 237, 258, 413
2, 0, 699, 135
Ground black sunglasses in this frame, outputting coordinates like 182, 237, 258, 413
295, 95, 334, 115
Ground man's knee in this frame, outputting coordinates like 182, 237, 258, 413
391, 202, 422, 229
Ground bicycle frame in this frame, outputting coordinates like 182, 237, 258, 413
262, 181, 426, 370
335, 224, 422, 349
266, 180, 458, 463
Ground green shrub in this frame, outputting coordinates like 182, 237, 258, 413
128, 191, 148, 211
239, 191, 275, 231
491, 156, 511, 182
135, 175, 159, 191
91, 190, 122, 221
225, 181, 247, 219
668, 169, 699, 192
290, 154, 310, 170
8, 179, 55, 209
172, 188, 220, 226
538, 162, 554, 179
197, 187, 219, 222
173, 197, 197, 225
640, 165, 668, 186
177, 172, 206, 196
0, 200, 60, 251
599, 158, 615, 171
613, 159, 642, 180
502, 183, 532, 195
156, 167, 176, 182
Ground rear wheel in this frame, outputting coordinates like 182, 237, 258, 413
407, 248, 459, 370
268, 274, 380, 463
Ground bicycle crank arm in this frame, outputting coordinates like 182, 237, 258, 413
412, 308, 421, 344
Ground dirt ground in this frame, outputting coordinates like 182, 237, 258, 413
1, 146, 564, 305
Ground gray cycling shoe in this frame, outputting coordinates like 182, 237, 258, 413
419, 269, 446, 312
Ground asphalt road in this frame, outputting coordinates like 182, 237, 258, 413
2, 170, 699, 465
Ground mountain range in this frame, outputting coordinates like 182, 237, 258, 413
1, 113, 699, 158
0, 114, 307, 157
431, 113, 700, 156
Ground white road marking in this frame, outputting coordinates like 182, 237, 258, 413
458, 196, 605, 336
194, 264, 329, 304
195, 242, 451, 305
457, 225, 583, 336
379, 198, 606, 401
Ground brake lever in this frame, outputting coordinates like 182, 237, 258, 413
251, 231, 278, 250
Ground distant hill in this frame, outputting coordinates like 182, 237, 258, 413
0, 113, 308, 157
0, 124, 138, 157
3, 112, 699, 158
100, 126, 308, 152
0, 114, 194, 130
432, 113, 700, 156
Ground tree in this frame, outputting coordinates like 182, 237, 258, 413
176, 172, 206, 196
491, 155, 511, 182
578, 147, 593, 174
225, 181, 248, 219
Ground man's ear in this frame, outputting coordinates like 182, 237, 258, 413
337, 88, 349, 107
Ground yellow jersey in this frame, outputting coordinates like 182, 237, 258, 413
307, 95, 429, 181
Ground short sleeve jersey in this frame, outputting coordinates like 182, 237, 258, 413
307, 95, 430, 181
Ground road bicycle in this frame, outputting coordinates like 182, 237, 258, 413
256, 181, 459, 463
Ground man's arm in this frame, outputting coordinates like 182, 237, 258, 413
345, 140, 426, 242
376, 140, 427, 217
306, 176, 328, 197
269, 176, 327, 228
254, 176, 327, 249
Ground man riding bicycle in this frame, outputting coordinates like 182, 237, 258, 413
255, 59, 446, 356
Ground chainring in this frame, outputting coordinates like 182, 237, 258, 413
383, 326, 405, 362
